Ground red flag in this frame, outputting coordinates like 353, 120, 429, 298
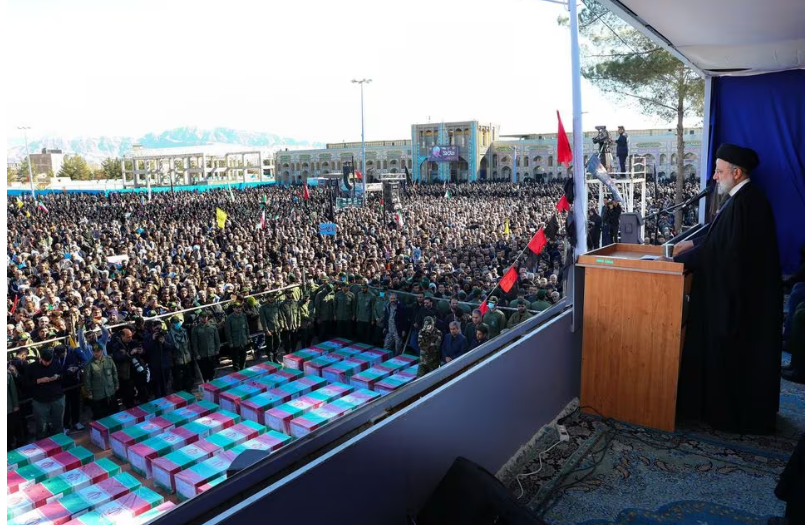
355, 170, 363, 181
303, 183, 310, 200
527, 229, 547, 255
556, 111, 573, 167
556, 194, 570, 212
10, 295, 19, 315
478, 300, 489, 316
500, 267, 518, 293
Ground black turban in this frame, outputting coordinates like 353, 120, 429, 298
716, 143, 760, 171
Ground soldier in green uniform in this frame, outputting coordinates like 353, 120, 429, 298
509, 289, 531, 309
349, 274, 362, 297
417, 316, 443, 378
191, 311, 220, 382
259, 294, 284, 363
506, 302, 533, 329
299, 295, 314, 349
482, 296, 507, 339
334, 282, 355, 339
225, 302, 249, 371
530, 290, 552, 312
315, 283, 336, 342
354, 279, 374, 344
280, 292, 300, 356
372, 284, 390, 346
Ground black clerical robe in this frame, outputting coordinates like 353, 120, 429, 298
674, 182, 781, 434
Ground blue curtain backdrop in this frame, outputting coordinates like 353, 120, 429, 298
709, 69, 805, 274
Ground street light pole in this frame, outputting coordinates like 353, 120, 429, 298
17, 126, 36, 199
351, 78, 371, 203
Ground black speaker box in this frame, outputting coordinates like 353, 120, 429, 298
415, 457, 547, 525
618, 212, 643, 244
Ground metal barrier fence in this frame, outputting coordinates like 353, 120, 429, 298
6, 283, 304, 357
8, 281, 554, 358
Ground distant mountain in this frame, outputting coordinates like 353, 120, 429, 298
6, 126, 324, 164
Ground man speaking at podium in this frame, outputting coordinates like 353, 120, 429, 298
673, 143, 781, 435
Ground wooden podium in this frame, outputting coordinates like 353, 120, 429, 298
577, 244, 687, 432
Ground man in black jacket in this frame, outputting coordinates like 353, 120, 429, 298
588, 208, 602, 250
616, 126, 629, 175
26, 348, 65, 439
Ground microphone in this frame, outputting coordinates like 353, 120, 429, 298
682, 185, 712, 208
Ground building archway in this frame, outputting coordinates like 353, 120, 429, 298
501, 166, 512, 181
659, 154, 667, 166
480, 157, 488, 180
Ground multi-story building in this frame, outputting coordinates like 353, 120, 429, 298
273, 122, 703, 184
274, 140, 413, 184
29, 148, 65, 177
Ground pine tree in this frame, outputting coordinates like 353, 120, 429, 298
560, 0, 704, 229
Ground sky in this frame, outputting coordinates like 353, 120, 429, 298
5, 0, 701, 145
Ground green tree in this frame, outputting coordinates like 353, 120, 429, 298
561, 1, 704, 229
58, 154, 93, 180
7, 166, 17, 184
16, 158, 33, 182
101, 157, 123, 179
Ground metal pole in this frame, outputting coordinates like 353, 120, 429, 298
360, 82, 366, 202
18, 126, 36, 199
569, 0, 588, 256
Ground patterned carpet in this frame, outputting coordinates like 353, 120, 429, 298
500, 361, 804, 525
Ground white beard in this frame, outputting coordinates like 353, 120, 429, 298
717, 180, 734, 195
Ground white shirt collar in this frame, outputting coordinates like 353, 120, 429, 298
729, 178, 750, 197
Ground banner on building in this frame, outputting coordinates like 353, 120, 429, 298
428, 145, 459, 162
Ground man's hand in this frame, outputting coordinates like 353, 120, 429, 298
673, 240, 694, 257
87, 394, 93, 400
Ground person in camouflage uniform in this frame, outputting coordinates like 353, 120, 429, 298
259, 294, 284, 363
280, 292, 300, 356
417, 316, 442, 378
354, 279, 374, 344
334, 282, 355, 339
372, 285, 390, 346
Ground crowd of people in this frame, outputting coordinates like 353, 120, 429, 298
6, 178, 700, 447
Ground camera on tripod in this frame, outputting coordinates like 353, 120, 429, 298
592, 126, 613, 155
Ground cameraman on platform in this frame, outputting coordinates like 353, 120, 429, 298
616, 126, 629, 175
592, 126, 613, 172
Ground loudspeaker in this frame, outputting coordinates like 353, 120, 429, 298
619, 212, 642, 244
383, 181, 401, 213
415, 457, 547, 525
226, 449, 272, 477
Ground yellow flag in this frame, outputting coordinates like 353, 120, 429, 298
216, 208, 228, 229
25, 211, 31, 218
68, 335, 79, 349
16, 198, 23, 208
504, 218, 510, 235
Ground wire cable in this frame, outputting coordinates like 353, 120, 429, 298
515, 439, 564, 499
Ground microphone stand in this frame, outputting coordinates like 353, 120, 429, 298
642, 199, 694, 244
